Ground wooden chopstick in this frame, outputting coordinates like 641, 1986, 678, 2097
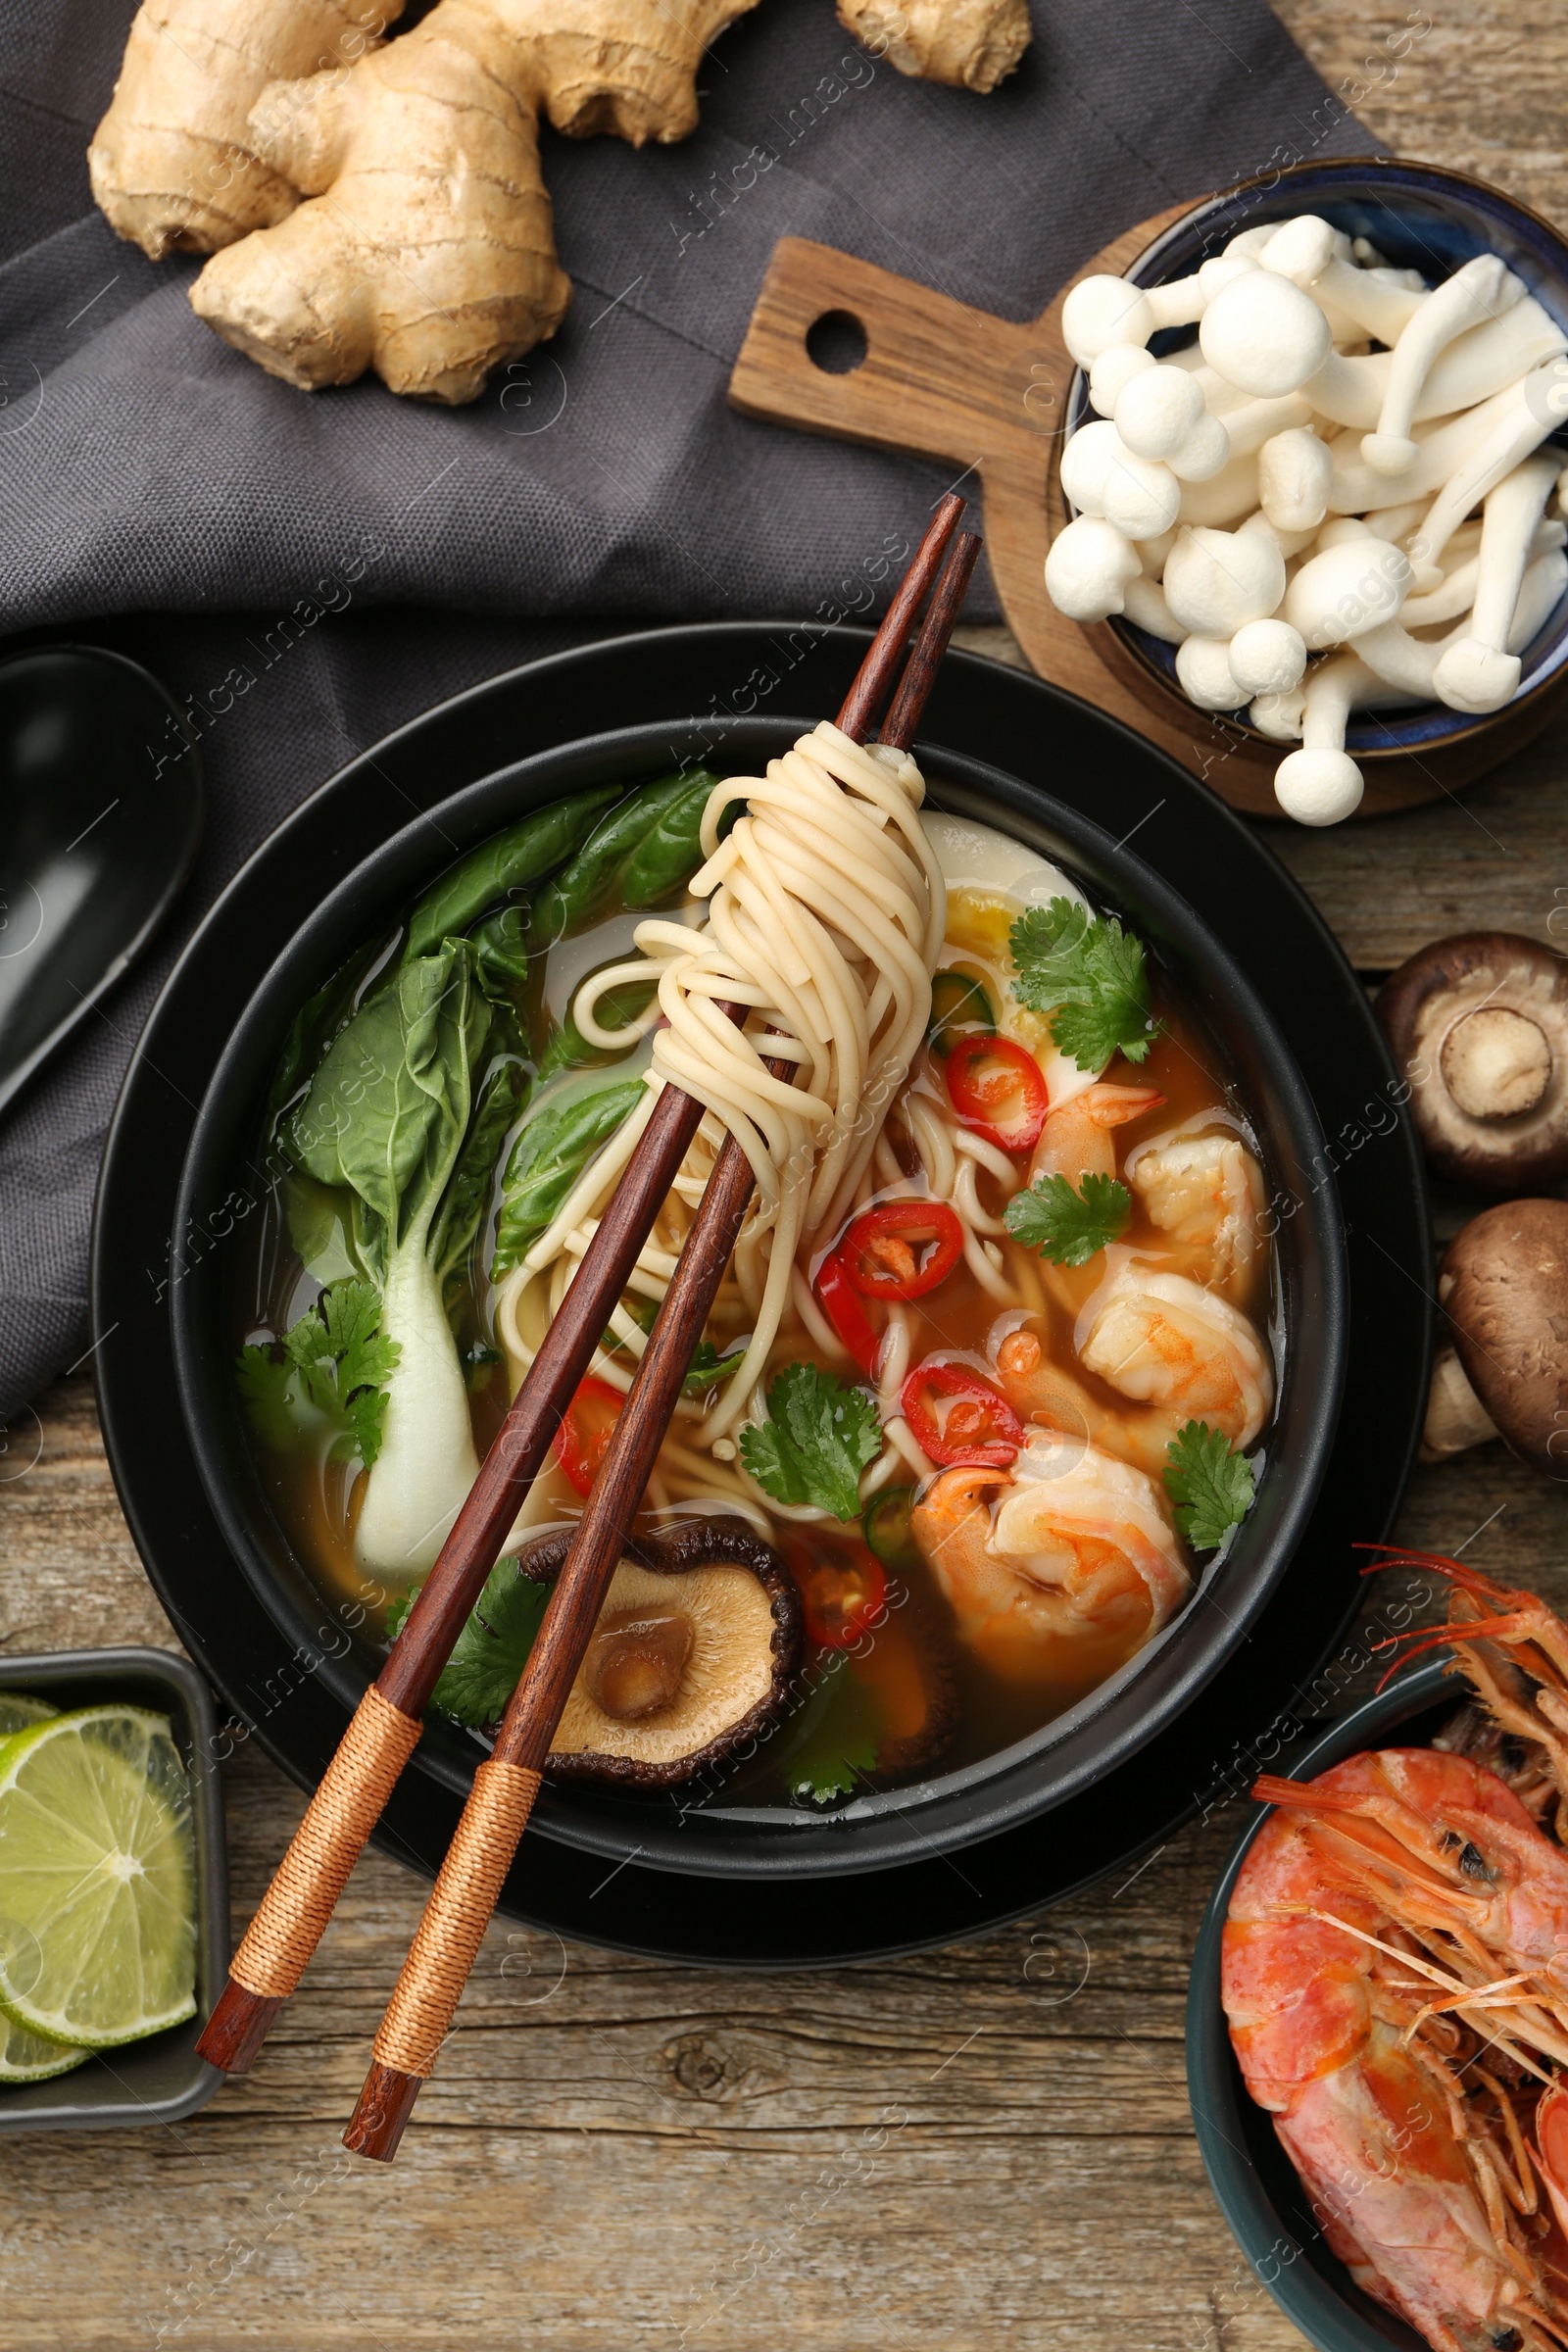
343, 528, 983, 2162
195, 495, 967, 2080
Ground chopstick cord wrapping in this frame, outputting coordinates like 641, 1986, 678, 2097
229, 1688, 422, 1998
368, 1760, 543, 2080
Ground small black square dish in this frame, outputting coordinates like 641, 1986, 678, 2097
0, 1647, 228, 2133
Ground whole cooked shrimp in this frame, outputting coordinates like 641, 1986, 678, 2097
1029, 1081, 1164, 1187
1125, 1128, 1264, 1299
1368, 1550, 1568, 1841
1079, 1264, 1273, 1450
910, 1435, 1188, 1683
1227, 1747, 1568, 2352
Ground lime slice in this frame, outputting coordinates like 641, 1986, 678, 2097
0, 1694, 56, 1740
0, 2014, 89, 2082
0, 1706, 197, 2049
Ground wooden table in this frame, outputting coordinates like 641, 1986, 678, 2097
5, 10, 1568, 2345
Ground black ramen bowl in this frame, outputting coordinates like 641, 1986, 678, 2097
171, 717, 1347, 1879
1187, 1660, 1455, 2352
1068, 155, 1568, 760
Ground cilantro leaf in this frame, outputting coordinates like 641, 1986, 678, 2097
1008, 897, 1157, 1071
237, 1278, 401, 1468
235, 1347, 297, 1451
387, 1560, 548, 1728
739, 1363, 882, 1521
1163, 1419, 1255, 1550
1004, 1171, 1130, 1267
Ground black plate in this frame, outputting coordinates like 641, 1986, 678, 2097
0, 646, 203, 1117
92, 624, 1430, 1962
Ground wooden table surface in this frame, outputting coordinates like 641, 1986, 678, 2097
7, 10, 1568, 2347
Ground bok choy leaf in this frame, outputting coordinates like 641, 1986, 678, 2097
286, 938, 520, 1580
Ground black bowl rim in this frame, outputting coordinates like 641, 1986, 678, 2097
0, 1644, 228, 2134
1186, 1655, 1459, 2352
1075, 154, 1568, 760
169, 710, 1348, 1879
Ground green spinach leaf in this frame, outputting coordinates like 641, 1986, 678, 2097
491, 1078, 647, 1276
402, 791, 616, 964
526, 769, 722, 948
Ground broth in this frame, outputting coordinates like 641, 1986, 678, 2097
233, 785, 1279, 1813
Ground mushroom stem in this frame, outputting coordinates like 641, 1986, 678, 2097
1405, 365, 1565, 586
1219, 392, 1316, 461
1350, 547, 1566, 706
1271, 655, 1365, 824
1259, 217, 1424, 344
1121, 573, 1184, 641
1303, 305, 1566, 430
1327, 378, 1527, 517
1432, 455, 1562, 711
1421, 1345, 1499, 1461
1362, 255, 1523, 477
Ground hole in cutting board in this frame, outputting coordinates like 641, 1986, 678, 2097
806, 311, 868, 375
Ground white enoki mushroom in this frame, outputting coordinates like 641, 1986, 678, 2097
1200, 270, 1332, 398
1433, 454, 1562, 710
1121, 574, 1184, 641
571, 721, 944, 1441
1258, 426, 1333, 533
1176, 635, 1249, 710
1047, 217, 1568, 824
1163, 523, 1286, 635
1362, 256, 1522, 476
1273, 658, 1366, 824
1283, 534, 1414, 652
1228, 617, 1307, 697
1044, 514, 1140, 622
1061, 270, 1206, 366
1299, 295, 1564, 432
1405, 363, 1566, 586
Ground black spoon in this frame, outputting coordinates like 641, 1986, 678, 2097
0, 645, 204, 1118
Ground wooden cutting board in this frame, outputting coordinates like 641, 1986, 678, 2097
729, 207, 1564, 819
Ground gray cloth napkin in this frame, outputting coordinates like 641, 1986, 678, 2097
0, 0, 1371, 1410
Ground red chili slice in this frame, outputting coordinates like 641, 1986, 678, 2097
815, 1248, 880, 1376
553, 1375, 623, 1496
945, 1034, 1050, 1154
842, 1200, 964, 1300
785, 1539, 889, 1649
900, 1359, 1024, 1468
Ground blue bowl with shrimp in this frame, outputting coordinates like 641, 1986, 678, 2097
1188, 1654, 1556, 2352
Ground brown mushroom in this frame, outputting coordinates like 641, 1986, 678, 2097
512, 1518, 801, 1788
1421, 1200, 1568, 1479
1377, 933, 1568, 1192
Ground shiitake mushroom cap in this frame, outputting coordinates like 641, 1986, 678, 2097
1439, 1199, 1568, 1481
1378, 932, 1568, 1192
512, 1517, 802, 1788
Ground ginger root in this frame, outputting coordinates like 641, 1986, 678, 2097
88, 0, 403, 260
836, 0, 1030, 92
198, 0, 757, 404
90, 0, 1030, 404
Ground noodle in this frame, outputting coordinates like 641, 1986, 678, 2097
570, 721, 944, 1439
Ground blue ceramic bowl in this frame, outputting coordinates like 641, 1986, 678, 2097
1186, 1658, 1459, 2352
1086, 157, 1568, 760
